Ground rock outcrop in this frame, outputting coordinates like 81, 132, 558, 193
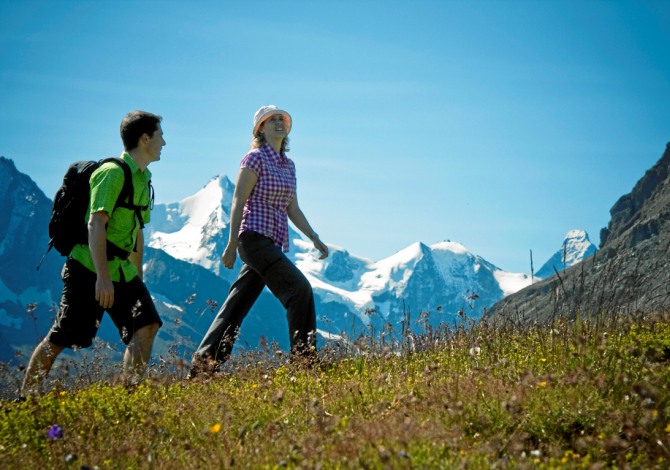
489, 142, 670, 323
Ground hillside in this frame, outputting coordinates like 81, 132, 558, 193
2, 313, 668, 469
490, 142, 670, 323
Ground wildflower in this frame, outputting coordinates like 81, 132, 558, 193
210, 423, 221, 433
47, 424, 63, 439
540, 358, 547, 362
468, 346, 481, 357
665, 423, 670, 433
539, 381, 547, 388
59, 391, 67, 396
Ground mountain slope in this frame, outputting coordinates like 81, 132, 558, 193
490, 142, 670, 323
0, 157, 64, 362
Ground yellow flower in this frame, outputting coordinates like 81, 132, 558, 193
665, 423, 670, 433
59, 391, 67, 396
210, 423, 221, 433
539, 381, 547, 388
540, 358, 547, 363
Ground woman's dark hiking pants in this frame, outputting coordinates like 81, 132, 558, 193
191, 231, 316, 372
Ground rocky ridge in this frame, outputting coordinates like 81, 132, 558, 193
489, 142, 670, 323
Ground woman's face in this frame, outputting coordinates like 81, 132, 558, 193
260, 114, 289, 140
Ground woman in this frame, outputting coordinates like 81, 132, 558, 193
190, 105, 329, 375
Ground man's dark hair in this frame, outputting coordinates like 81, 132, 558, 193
120, 111, 162, 151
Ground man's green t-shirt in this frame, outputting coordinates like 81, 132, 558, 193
70, 152, 152, 282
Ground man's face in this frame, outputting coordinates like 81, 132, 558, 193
145, 124, 166, 161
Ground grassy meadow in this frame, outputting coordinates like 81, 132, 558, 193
0, 311, 669, 469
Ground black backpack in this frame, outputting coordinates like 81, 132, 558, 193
37, 157, 152, 270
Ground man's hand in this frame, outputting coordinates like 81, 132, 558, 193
95, 276, 115, 309
89, 211, 114, 308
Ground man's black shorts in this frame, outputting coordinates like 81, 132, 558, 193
46, 258, 162, 349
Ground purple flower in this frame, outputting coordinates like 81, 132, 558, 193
47, 424, 63, 439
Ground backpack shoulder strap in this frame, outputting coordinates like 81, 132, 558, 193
99, 157, 133, 209
99, 157, 151, 230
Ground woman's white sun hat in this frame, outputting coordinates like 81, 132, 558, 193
253, 105, 292, 136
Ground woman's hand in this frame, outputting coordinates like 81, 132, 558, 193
313, 236, 329, 260
221, 241, 238, 269
286, 197, 329, 260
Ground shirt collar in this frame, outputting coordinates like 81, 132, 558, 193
121, 151, 152, 179
262, 144, 288, 164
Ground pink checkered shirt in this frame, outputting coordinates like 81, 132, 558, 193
239, 144, 297, 252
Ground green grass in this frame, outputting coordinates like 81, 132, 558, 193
1, 312, 669, 469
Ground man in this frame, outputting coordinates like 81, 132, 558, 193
21, 111, 165, 396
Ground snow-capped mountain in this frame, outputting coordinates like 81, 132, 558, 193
535, 230, 597, 279
147, 175, 235, 275
294, 239, 532, 333
0, 158, 596, 366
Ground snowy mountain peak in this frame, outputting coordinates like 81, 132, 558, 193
565, 229, 588, 240
360, 242, 429, 292
430, 240, 469, 255
181, 174, 234, 222
560, 229, 596, 265
147, 174, 235, 272
535, 229, 597, 278
384, 242, 430, 265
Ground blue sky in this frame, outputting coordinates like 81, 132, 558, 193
2, 0, 669, 273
